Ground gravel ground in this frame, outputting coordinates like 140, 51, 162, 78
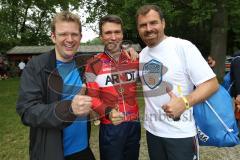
199, 145, 240, 160
90, 125, 240, 160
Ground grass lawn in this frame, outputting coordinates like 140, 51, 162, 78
0, 78, 28, 160
1, 78, 240, 160
0, 78, 148, 160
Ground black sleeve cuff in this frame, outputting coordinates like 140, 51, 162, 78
55, 100, 77, 122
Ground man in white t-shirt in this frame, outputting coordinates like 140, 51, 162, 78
136, 5, 219, 160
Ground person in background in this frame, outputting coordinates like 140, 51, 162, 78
136, 4, 218, 160
207, 55, 216, 68
0, 57, 9, 80
85, 14, 140, 160
0, 57, 5, 80
230, 50, 240, 131
18, 60, 26, 76
16, 11, 95, 160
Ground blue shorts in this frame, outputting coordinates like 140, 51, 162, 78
146, 131, 198, 160
99, 121, 141, 160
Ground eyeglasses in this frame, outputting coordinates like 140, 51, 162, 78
55, 32, 80, 39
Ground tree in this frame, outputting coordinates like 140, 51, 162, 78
210, 1, 228, 79
85, 0, 240, 79
0, 0, 84, 53
83, 37, 101, 45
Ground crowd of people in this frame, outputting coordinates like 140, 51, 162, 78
15, 4, 238, 160
0, 56, 27, 80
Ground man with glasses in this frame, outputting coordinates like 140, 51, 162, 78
16, 11, 95, 160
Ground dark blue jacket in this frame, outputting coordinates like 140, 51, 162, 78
16, 49, 92, 160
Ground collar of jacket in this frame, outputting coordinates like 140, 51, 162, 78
104, 49, 129, 64
43, 49, 58, 74
45, 49, 93, 71
44, 49, 94, 83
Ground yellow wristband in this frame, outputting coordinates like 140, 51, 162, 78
181, 96, 190, 109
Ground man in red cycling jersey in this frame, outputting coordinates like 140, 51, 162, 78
85, 15, 140, 160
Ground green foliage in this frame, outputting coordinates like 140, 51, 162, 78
227, 0, 240, 53
82, 37, 102, 45
85, 0, 240, 55
0, 0, 84, 53
0, 39, 20, 54
0, 0, 239, 55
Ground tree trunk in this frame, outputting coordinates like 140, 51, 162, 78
210, 1, 228, 81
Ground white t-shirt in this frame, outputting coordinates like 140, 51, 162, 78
139, 37, 216, 138
18, 61, 25, 70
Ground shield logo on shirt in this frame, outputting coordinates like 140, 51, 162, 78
143, 59, 163, 89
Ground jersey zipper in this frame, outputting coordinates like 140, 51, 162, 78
104, 49, 127, 120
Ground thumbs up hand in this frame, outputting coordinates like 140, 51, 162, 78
71, 84, 92, 116
109, 105, 124, 125
162, 88, 186, 120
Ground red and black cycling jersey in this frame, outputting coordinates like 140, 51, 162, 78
85, 52, 139, 124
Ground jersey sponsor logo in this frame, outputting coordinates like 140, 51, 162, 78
143, 59, 163, 89
105, 70, 136, 85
